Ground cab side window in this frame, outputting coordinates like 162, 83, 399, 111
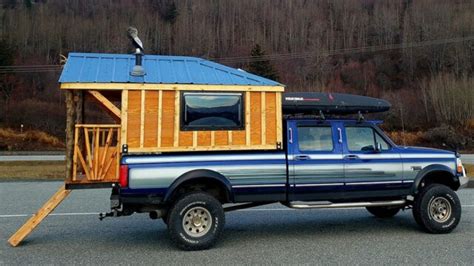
297, 126, 333, 151
346, 126, 390, 152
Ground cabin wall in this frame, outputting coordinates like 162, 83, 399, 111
121, 89, 283, 153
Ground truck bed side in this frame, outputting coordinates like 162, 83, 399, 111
121, 152, 288, 203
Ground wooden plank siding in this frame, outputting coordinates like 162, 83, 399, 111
126, 90, 141, 147
121, 89, 283, 153
250, 92, 262, 145
161, 91, 175, 147
143, 91, 159, 148
265, 92, 277, 145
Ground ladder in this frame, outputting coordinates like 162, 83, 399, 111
8, 186, 71, 247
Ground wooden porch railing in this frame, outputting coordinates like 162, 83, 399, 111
71, 124, 121, 183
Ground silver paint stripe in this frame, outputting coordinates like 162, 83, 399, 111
400, 154, 454, 159
356, 154, 400, 159
292, 154, 344, 160
346, 181, 403, 185
294, 183, 344, 187
290, 153, 453, 160
125, 154, 286, 164
232, 184, 286, 188
125, 153, 453, 164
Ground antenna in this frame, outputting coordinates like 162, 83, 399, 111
357, 111, 365, 122
318, 110, 326, 120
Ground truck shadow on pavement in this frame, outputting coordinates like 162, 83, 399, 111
6, 209, 468, 253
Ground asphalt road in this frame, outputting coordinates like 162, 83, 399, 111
0, 155, 65, 162
1, 182, 473, 265
462, 154, 474, 164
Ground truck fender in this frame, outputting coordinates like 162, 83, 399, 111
164, 169, 234, 202
411, 164, 458, 194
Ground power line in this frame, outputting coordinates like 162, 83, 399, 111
0, 35, 473, 74
0, 65, 62, 74
0, 65, 62, 68
212, 35, 474, 64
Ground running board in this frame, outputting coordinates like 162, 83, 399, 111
285, 200, 406, 209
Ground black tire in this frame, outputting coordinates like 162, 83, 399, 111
168, 192, 225, 250
366, 206, 400, 218
412, 184, 461, 234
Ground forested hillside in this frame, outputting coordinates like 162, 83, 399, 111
0, 0, 473, 149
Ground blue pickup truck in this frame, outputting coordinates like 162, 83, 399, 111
108, 117, 468, 250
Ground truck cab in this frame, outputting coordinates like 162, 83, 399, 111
286, 119, 460, 201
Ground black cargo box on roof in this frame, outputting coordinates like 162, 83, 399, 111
282, 92, 391, 115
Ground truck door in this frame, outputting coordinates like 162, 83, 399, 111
288, 120, 345, 201
342, 122, 405, 199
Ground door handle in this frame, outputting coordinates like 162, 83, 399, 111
344, 155, 360, 160
294, 155, 310, 161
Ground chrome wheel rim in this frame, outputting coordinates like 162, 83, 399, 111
182, 207, 212, 237
429, 197, 452, 223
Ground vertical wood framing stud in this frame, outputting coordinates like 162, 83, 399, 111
275, 92, 283, 146
121, 90, 129, 149
157, 90, 163, 147
139, 90, 146, 148
173, 91, 180, 147
245, 92, 251, 146
72, 127, 79, 181
261, 92, 266, 145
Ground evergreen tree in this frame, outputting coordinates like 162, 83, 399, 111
163, 2, 178, 24
152, 0, 179, 24
24, 0, 32, 9
247, 44, 278, 81
0, 40, 15, 66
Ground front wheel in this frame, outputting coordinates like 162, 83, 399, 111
412, 184, 461, 234
167, 192, 225, 250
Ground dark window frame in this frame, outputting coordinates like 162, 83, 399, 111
180, 91, 245, 131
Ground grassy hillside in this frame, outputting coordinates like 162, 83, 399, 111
0, 128, 65, 151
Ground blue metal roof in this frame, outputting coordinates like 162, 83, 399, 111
59, 52, 282, 86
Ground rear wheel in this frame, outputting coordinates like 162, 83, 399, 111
366, 206, 400, 218
412, 184, 461, 233
167, 192, 225, 250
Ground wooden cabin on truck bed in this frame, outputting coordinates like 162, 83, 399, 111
60, 52, 285, 187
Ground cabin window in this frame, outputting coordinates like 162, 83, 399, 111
181, 92, 244, 131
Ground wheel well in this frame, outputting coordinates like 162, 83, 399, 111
419, 171, 458, 191
167, 177, 231, 204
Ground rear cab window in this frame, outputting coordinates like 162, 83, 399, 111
297, 126, 334, 152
